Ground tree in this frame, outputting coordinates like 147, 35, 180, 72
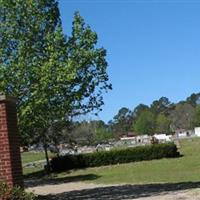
151, 97, 171, 114
68, 120, 113, 145
95, 127, 113, 143
170, 103, 195, 131
133, 110, 156, 135
186, 93, 200, 107
132, 104, 149, 120
47, 120, 73, 154
155, 114, 171, 134
87, 120, 113, 144
72, 121, 96, 145
112, 107, 133, 135
193, 106, 200, 127
0, 1, 111, 169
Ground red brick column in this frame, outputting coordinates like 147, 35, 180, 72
0, 95, 23, 187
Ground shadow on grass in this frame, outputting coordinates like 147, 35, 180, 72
23, 169, 46, 180
25, 173, 101, 187
38, 181, 200, 200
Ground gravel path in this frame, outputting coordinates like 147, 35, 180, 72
26, 181, 104, 195
26, 180, 200, 199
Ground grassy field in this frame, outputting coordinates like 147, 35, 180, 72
22, 151, 55, 176
21, 151, 55, 164
23, 138, 200, 185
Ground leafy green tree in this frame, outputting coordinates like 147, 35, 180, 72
133, 104, 149, 119
112, 107, 133, 135
95, 126, 113, 144
133, 110, 156, 135
155, 114, 171, 134
186, 93, 200, 107
0, 0, 111, 168
95, 120, 114, 144
151, 97, 171, 114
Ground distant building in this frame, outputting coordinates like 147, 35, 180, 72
120, 136, 137, 145
120, 134, 151, 145
154, 134, 172, 142
136, 135, 151, 144
195, 127, 200, 137
175, 129, 193, 138
120, 132, 136, 138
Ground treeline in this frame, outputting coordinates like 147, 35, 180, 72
50, 120, 114, 146
65, 92, 200, 145
22, 92, 200, 147
110, 92, 200, 136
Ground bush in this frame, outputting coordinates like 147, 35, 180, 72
50, 143, 180, 172
0, 182, 36, 200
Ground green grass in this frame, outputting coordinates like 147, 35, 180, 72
54, 138, 200, 184
23, 138, 200, 185
22, 151, 55, 176
21, 151, 55, 164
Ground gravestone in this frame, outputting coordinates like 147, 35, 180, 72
0, 95, 23, 187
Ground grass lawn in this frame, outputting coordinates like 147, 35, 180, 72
22, 151, 55, 176
22, 151, 55, 164
24, 138, 200, 185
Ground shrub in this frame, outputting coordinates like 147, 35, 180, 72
50, 143, 180, 172
0, 182, 36, 200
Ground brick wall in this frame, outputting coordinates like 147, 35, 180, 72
0, 95, 23, 187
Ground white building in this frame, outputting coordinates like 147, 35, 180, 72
195, 127, 200, 137
120, 135, 151, 145
136, 135, 151, 144
175, 129, 193, 138
120, 136, 137, 145
154, 134, 172, 142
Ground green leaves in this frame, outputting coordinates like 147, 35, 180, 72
0, 1, 111, 145
134, 110, 156, 135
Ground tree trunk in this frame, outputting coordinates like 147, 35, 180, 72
53, 137, 60, 156
43, 143, 50, 172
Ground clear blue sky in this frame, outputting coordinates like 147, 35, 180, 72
58, 0, 200, 122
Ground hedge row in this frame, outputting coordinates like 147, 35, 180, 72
50, 143, 180, 172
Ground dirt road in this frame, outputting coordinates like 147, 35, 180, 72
26, 180, 200, 199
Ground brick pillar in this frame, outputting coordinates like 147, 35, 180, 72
0, 95, 23, 187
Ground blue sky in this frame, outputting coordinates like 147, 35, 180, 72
58, 0, 200, 122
